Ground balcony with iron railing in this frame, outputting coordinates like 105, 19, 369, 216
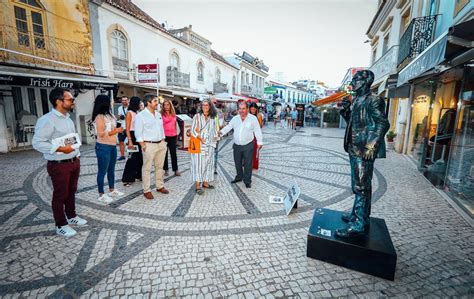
0, 25, 92, 72
166, 66, 190, 88
213, 82, 228, 93
397, 15, 438, 69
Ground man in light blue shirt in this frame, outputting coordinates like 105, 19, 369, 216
32, 88, 87, 237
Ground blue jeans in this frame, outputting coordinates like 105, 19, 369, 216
95, 143, 117, 194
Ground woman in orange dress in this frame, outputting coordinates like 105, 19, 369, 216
249, 102, 264, 170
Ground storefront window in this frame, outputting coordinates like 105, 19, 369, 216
445, 66, 474, 218
407, 80, 435, 165
422, 78, 461, 187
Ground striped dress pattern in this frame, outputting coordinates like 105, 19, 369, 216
190, 113, 219, 182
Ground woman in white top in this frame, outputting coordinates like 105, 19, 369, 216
190, 99, 220, 195
122, 97, 143, 186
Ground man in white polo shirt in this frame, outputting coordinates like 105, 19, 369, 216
220, 101, 263, 188
134, 94, 169, 199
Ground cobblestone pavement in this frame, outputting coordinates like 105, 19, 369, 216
0, 126, 473, 298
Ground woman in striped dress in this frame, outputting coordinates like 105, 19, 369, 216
190, 99, 219, 195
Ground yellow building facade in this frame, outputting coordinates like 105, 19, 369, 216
0, 0, 93, 72
0, 0, 116, 152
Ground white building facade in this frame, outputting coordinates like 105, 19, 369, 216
224, 52, 268, 100
89, 0, 239, 109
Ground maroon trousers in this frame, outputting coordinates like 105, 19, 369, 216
46, 158, 80, 227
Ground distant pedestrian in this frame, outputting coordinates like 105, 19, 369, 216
280, 110, 286, 128
161, 99, 181, 177
190, 99, 220, 195
286, 106, 292, 128
135, 94, 169, 200
32, 87, 87, 237
273, 110, 279, 128
249, 102, 264, 170
220, 102, 263, 188
291, 107, 298, 130
122, 97, 143, 186
117, 96, 128, 161
92, 94, 125, 204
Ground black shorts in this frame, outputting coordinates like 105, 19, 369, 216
118, 132, 127, 142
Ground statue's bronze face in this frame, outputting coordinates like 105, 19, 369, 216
351, 74, 366, 92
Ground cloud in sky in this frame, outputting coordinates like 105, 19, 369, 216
134, 0, 377, 87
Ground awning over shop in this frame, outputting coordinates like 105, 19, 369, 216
117, 80, 174, 97
0, 65, 118, 90
172, 89, 209, 100
213, 93, 246, 102
312, 91, 351, 106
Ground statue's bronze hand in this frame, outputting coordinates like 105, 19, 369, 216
341, 98, 351, 110
363, 143, 376, 160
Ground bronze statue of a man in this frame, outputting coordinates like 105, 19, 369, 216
335, 70, 390, 239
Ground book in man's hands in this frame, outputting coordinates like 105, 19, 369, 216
52, 133, 81, 154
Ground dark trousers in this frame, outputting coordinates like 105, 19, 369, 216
163, 135, 178, 171
95, 143, 117, 194
122, 131, 143, 183
47, 158, 80, 227
233, 141, 254, 184
348, 155, 374, 221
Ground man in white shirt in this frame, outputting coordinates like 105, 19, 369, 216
220, 102, 263, 188
134, 94, 169, 199
32, 88, 87, 237
117, 96, 128, 161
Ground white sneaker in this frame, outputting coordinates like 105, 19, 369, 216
67, 216, 88, 226
56, 225, 77, 237
98, 194, 114, 205
108, 190, 124, 198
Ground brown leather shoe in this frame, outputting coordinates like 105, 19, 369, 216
143, 192, 154, 200
157, 187, 169, 194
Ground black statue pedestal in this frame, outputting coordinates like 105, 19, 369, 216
307, 208, 397, 280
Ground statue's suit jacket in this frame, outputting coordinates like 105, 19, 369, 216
340, 94, 390, 159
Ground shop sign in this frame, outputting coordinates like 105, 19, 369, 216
398, 35, 448, 87
138, 63, 159, 83
264, 87, 277, 94
0, 75, 116, 90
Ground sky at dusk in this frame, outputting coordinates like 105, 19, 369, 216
134, 0, 378, 87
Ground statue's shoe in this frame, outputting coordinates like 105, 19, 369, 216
341, 213, 370, 228
335, 223, 369, 239
341, 212, 353, 223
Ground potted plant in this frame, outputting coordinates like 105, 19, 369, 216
386, 130, 397, 150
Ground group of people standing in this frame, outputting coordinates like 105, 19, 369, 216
273, 105, 298, 130
32, 88, 264, 237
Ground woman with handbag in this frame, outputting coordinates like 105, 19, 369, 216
161, 99, 181, 177
189, 99, 219, 195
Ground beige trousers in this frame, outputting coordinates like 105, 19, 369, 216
142, 141, 167, 192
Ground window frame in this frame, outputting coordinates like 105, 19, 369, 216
13, 0, 46, 50
111, 30, 128, 60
